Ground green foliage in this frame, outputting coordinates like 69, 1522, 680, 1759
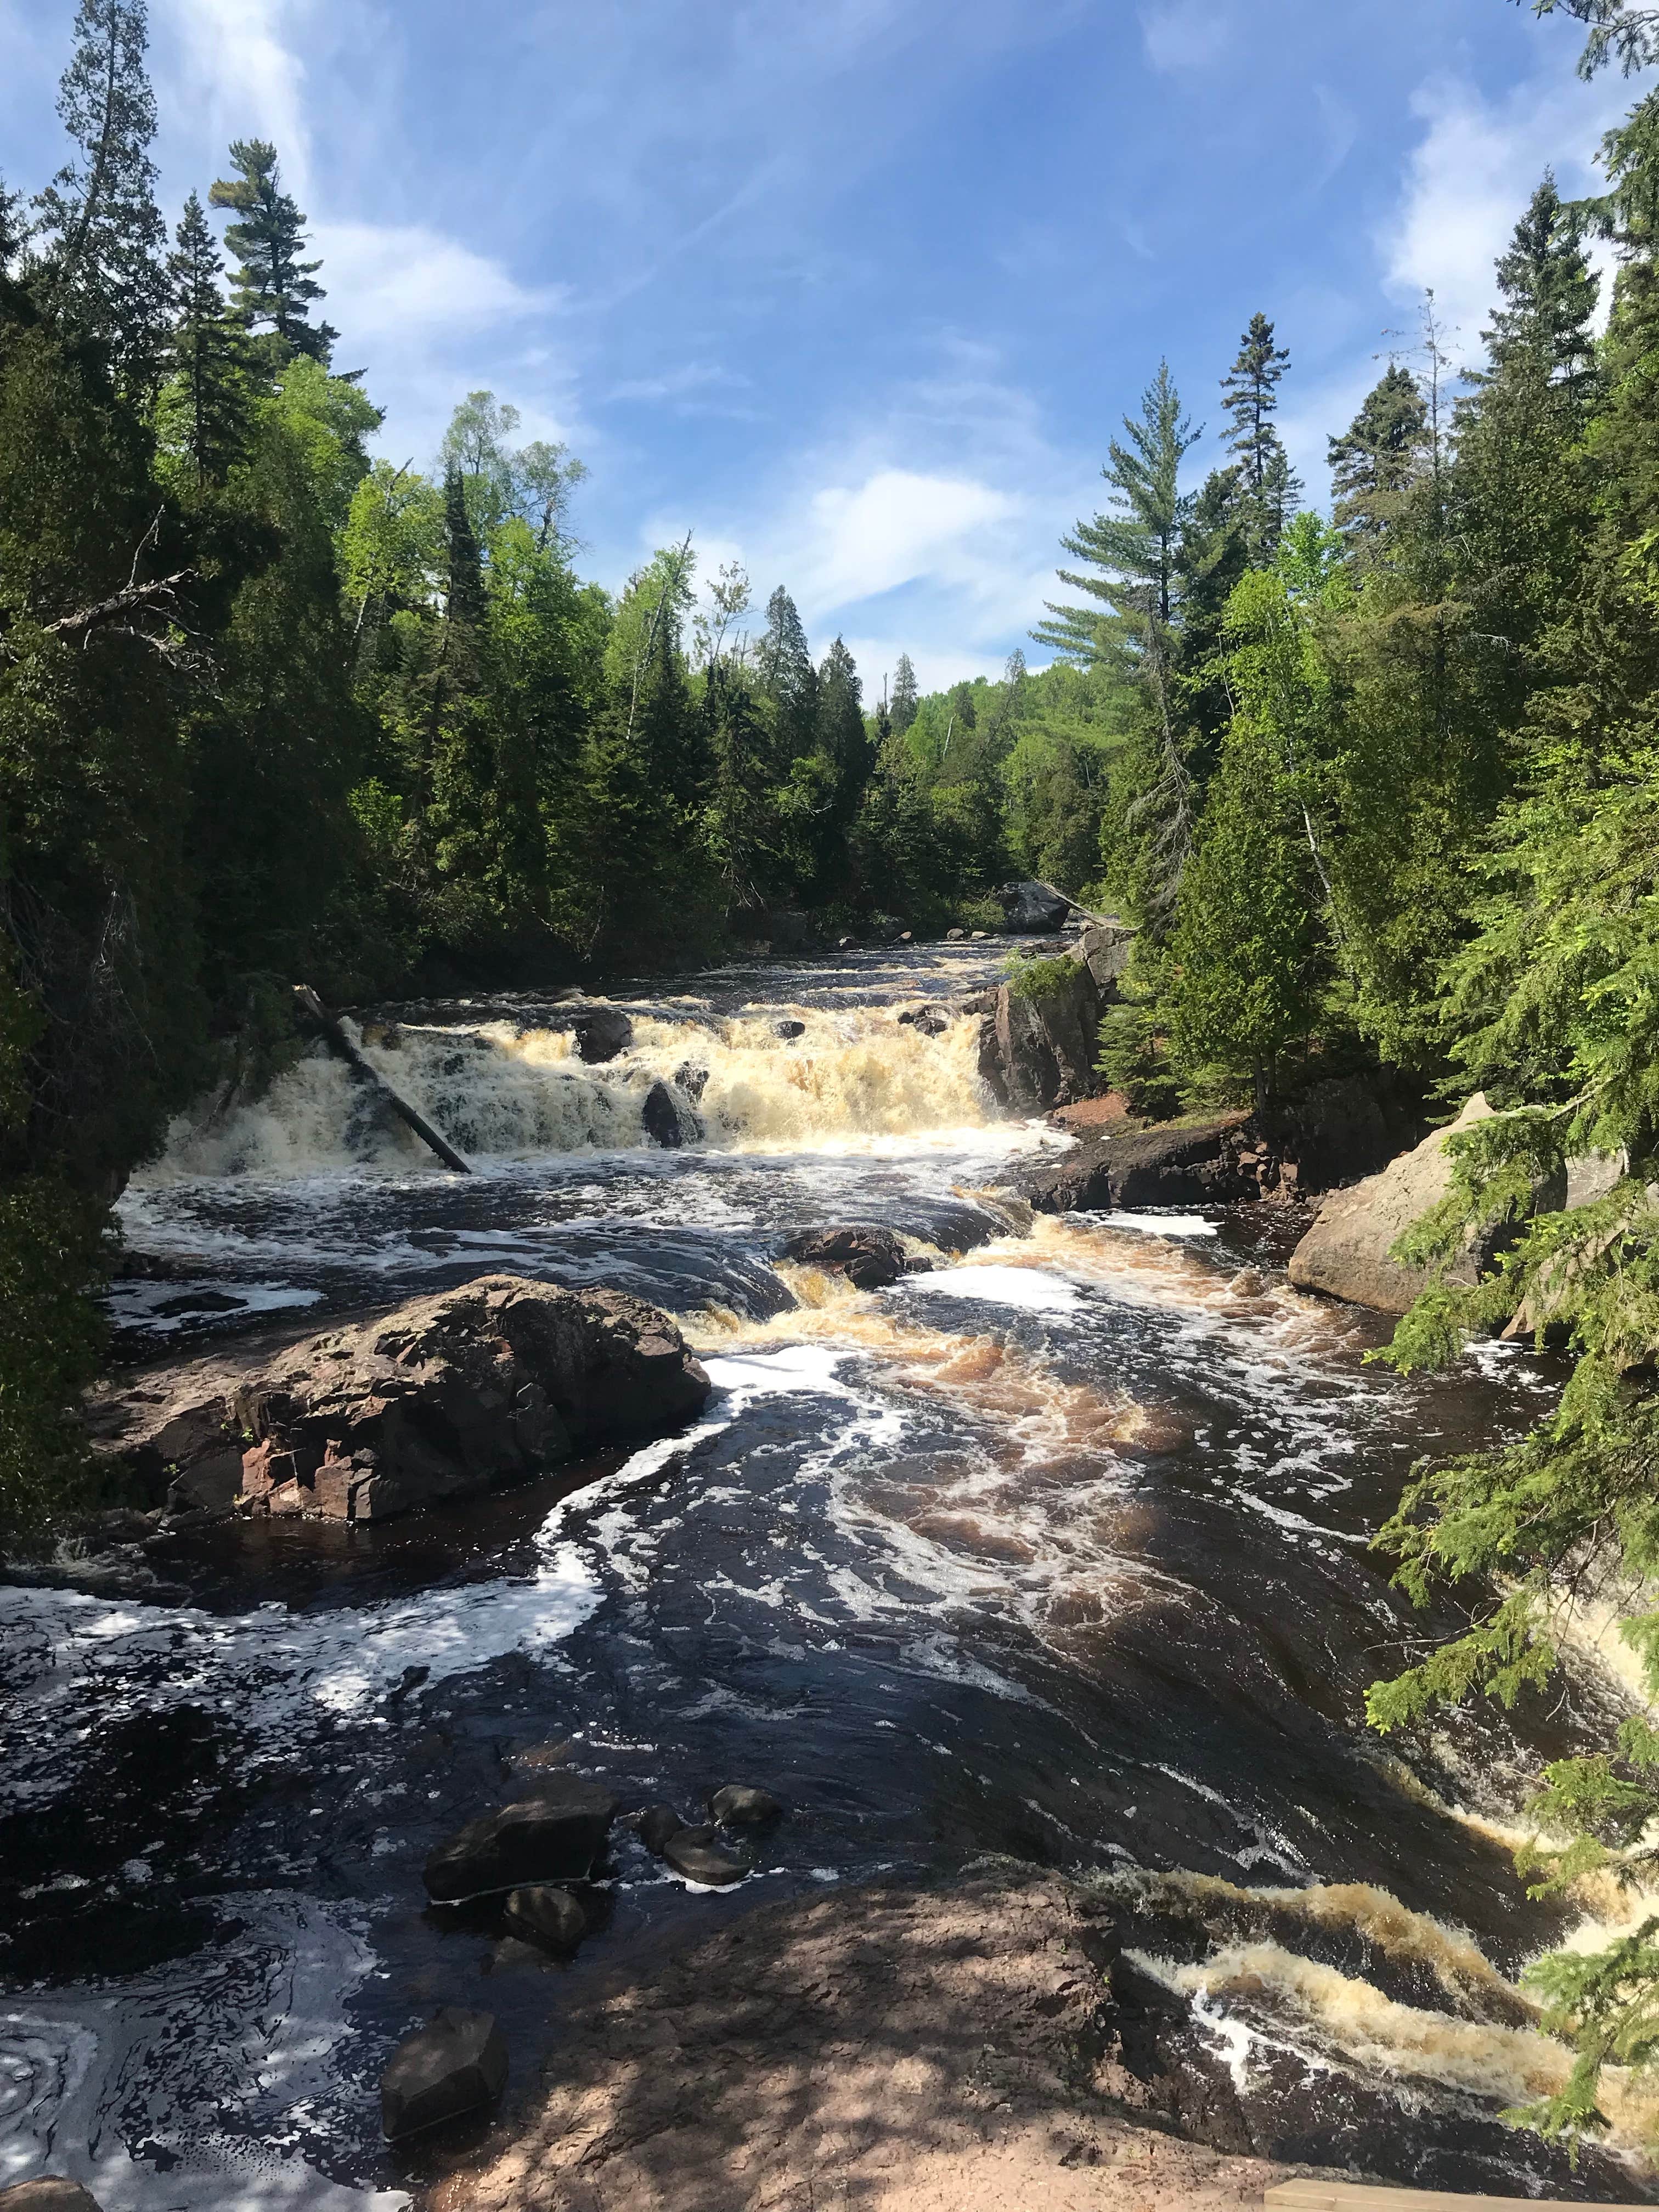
209, 138, 336, 365
1002, 952, 1080, 1002
1096, 995, 1183, 1119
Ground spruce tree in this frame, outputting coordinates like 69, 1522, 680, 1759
1327, 366, 1430, 549
30, 0, 168, 394
1486, 172, 1600, 398
890, 651, 920, 734
1220, 312, 1302, 560
443, 465, 488, 634
160, 191, 247, 486
210, 140, 337, 366
755, 586, 820, 771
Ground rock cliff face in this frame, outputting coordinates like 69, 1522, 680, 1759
97, 1274, 709, 1526
977, 936, 1132, 1115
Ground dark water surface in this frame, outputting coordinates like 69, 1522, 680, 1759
1, 946, 1646, 2205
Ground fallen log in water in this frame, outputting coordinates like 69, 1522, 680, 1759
293, 983, 471, 1174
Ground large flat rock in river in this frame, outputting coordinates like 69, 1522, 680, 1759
1022, 1113, 1254, 1213
91, 1274, 709, 1526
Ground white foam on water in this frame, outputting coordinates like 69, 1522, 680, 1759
896, 1265, 1082, 1313
1095, 1210, 1219, 1239
0, 1893, 410, 2211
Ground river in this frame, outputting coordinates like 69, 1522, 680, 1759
1, 942, 1647, 2206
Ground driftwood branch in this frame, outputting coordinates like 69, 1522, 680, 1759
44, 567, 196, 645
294, 984, 472, 1175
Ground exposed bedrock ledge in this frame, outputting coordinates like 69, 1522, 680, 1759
92, 1273, 710, 1526
1020, 1075, 1425, 1218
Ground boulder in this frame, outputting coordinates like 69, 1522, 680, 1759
662, 1824, 748, 1887
381, 2007, 508, 2141
709, 1783, 783, 1827
425, 1778, 619, 1901
1287, 1096, 1511, 1313
896, 1006, 949, 1037
946, 928, 967, 942
997, 880, 1072, 933
638, 1803, 689, 1856
95, 1278, 709, 1529
572, 1006, 633, 1063
503, 1884, 588, 1955
0, 2187, 104, 2212
642, 1079, 702, 1148
980, 957, 1104, 1114
774, 1019, 806, 1040
1022, 1114, 1254, 1214
674, 1061, 710, 1104
1076, 919, 1136, 995
781, 1226, 907, 1290
970, 930, 991, 941
837, 936, 856, 951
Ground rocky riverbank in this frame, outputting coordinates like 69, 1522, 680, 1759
420, 1866, 1324, 2212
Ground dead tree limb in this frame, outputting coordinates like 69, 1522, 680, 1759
294, 984, 471, 1175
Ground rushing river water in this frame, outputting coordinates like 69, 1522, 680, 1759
1, 943, 1650, 2206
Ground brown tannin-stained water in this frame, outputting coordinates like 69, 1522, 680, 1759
1, 943, 1650, 2205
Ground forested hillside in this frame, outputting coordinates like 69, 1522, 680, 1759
8, 0, 1659, 2151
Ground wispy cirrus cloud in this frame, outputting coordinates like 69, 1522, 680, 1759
1382, 66, 1628, 370
1139, 0, 1231, 75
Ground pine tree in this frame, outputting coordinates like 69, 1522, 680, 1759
209, 140, 337, 366
1327, 366, 1430, 549
29, 0, 167, 394
1220, 312, 1302, 560
890, 651, 920, 735
159, 192, 247, 487
1037, 362, 1201, 929
1036, 360, 1200, 663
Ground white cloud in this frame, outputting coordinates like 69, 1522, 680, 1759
796, 469, 1020, 611
312, 222, 560, 344
159, 0, 313, 189
1383, 67, 1628, 372
1139, 0, 1230, 75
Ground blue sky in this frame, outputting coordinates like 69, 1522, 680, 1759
0, 0, 1639, 692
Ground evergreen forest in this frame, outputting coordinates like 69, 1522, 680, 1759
9, 0, 1659, 2142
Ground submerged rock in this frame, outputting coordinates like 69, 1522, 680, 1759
425, 1778, 620, 1901
381, 2006, 508, 2140
503, 1884, 589, 1956
674, 1061, 710, 1104
781, 1225, 907, 1290
95, 1276, 709, 1528
662, 1823, 748, 1886
774, 1018, 806, 1040
709, 1783, 783, 1827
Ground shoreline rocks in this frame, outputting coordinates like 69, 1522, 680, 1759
382, 2007, 507, 2141
425, 1777, 620, 1901
94, 1274, 709, 1528
1286, 1095, 1503, 1314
